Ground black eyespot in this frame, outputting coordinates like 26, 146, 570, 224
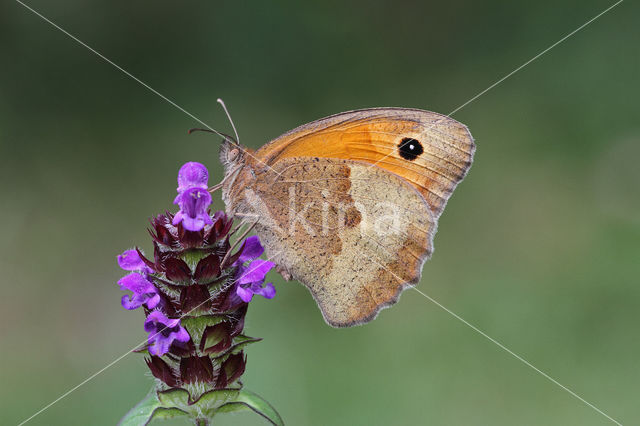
398, 138, 423, 161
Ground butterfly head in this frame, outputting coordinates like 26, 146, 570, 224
219, 137, 254, 215
219, 137, 245, 172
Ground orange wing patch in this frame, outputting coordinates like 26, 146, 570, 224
252, 108, 474, 219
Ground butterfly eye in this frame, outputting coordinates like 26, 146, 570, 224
398, 138, 424, 161
228, 148, 239, 162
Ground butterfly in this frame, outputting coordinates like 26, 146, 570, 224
218, 107, 475, 327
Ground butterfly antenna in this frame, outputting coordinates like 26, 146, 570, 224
188, 127, 217, 135
187, 128, 239, 144
184, 120, 230, 140
217, 98, 241, 145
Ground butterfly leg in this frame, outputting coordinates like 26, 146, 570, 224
275, 264, 292, 281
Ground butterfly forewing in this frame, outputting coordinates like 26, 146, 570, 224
254, 108, 475, 218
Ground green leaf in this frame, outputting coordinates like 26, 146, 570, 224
118, 389, 161, 426
219, 389, 284, 426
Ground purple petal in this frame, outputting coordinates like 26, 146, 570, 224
118, 273, 155, 294
166, 318, 181, 329
174, 327, 191, 342
254, 282, 276, 299
149, 338, 171, 356
144, 310, 169, 330
172, 188, 213, 232
236, 285, 254, 303
181, 214, 213, 232
173, 188, 212, 210
172, 211, 184, 225
144, 311, 190, 356
177, 162, 209, 192
238, 260, 275, 284
121, 294, 144, 310
236, 236, 264, 264
146, 293, 161, 309
117, 249, 145, 271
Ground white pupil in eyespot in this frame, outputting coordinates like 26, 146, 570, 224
409, 144, 414, 150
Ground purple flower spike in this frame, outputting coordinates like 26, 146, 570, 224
177, 162, 209, 193
172, 187, 213, 231
118, 273, 160, 310
144, 311, 190, 356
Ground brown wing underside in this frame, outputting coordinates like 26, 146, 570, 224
237, 157, 435, 327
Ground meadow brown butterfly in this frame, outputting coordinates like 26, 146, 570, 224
218, 108, 475, 327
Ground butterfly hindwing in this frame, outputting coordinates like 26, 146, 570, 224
234, 157, 435, 327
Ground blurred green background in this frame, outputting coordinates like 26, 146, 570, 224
1, 0, 638, 425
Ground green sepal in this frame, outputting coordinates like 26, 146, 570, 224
193, 388, 242, 411
156, 387, 243, 415
201, 323, 228, 351
180, 314, 225, 349
181, 249, 208, 271
157, 388, 190, 406
212, 334, 261, 361
120, 387, 283, 425
228, 334, 262, 355
150, 277, 182, 298
132, 346, 149, 355
204, 272, 236, 294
